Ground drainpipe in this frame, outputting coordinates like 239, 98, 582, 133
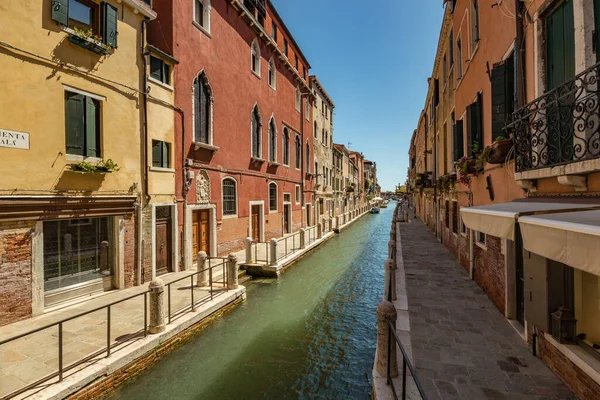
138, 17, 150, 285
178, 109, 187, 268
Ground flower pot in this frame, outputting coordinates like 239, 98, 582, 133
488, 139, 513, 164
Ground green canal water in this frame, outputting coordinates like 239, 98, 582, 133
114, 204, 393, 399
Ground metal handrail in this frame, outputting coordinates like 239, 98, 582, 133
276, 232, 301, 261
251, 240, 270, 264
387, 320, 428, 400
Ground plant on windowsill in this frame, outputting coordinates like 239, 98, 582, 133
488, 135, 513, 165
67, 28, 114, 55
70, 159, 120, 173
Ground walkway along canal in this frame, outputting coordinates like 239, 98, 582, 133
113, 204, 394, 399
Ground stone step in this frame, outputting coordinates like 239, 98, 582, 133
238, 269, 252, 285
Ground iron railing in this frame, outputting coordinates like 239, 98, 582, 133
0, 257, 230, 400
509, 61, 600, 172
251, 241, 270, 264
276, 232, 301, 262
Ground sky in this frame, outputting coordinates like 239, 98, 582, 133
272, 0, 445, 191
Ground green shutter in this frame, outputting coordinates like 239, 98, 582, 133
546, 0, 575, 90
595, 0, 600, 60
85, 96, 99, 157
162, 142, 169, 168
491, 62, 507, 140
466, 103, 473, 156
101, 2, 118, 48
474, 93, 483, 151
152, 141, 161, 167
65, 93, 85, 156
51, 0, 69, 26
456, 120, 464, 161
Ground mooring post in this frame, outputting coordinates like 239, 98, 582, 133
245, 237, 253, 263
329, 217, 333, 232
270, 238, 278, 266
196, 251, 208, 287
149, 278, 166, 334
376, 300, 398, 378
317, 222, 322, 239
227, 253, 238, 290
300, 228, 306, 249
385, 259, 397, 301
388, 240, 397, 261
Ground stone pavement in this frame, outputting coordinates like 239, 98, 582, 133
399, 214, 575, 400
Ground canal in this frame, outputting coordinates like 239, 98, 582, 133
114, 204, 393, 399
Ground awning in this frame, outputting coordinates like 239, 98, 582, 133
519, 210, 600, 276
460, 202, 599, 241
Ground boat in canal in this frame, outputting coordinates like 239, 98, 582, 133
370, 207, 380, 214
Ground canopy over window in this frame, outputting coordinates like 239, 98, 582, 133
519, 210, 600, 276
460, 202, 599, 241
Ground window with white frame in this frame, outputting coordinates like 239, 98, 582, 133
222, 178, 237, 216
251, 39, 260, 76
295, 135, 301, 169
269, 182, 278, 211
305, 99, 309, 120
251, 105, 261, 158
456, 34, 463, 80
306, 142, 310, 172
268, 58, 276, 89
268, 118, 277, 162
470, 0, 480, 53
295, 87, 301, 112
295, 185, 300, 204
476, 231, 486, 246
282, 127, 290, 165
194, 0, 210, 33
193, 71, 213, 144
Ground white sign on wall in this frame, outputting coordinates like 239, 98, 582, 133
0, 129, 30, 150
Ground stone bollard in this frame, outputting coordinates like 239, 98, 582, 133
329, 217, 333, 232
376, 300, 398, 378
317, 222, 322, 239
384, 259, 397, 301
388, 240, 396, 262
270, 238, 278, 266
149, 278, 166, 334
245, 237, 254, 263
227, 253, 238, 290
300, 228, 306, 249
196, 251, 208, 287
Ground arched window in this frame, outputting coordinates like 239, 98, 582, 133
251, 39, 260, 75
321, 128, 325, 143
268, 118, 277, 162
251, 105, 261, 158
283, 127, 290, 165
325, 131, 329, 147
193, 71, 212, 144
194, 0, 211, 32
269, 182, 278, 211
268, 58, 276, 89
313, 121, 317, 139
295, 87, 301, 112
222, 178, 237, 216
306, 142, 310, 172
295, 135, 301, 169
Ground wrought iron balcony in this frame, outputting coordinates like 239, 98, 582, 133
509, 62, 600, 173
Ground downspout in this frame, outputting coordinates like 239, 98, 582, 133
138, 18, 150, 286
301, 91, 310, 228
433, 98, 438, 239
178, 109, 187, 268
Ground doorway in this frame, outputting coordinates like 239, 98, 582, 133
305, 204, 312, 227
251, 205, 262, 241
193, 209, 211, 262
155, 208, 173, 276
283, 193, 292, 234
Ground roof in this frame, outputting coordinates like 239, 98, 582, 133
309, 75, 335, 108
333, 143, 350, 155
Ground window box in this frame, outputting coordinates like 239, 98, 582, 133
70, 159, 119, 173
268, 161, 281, 167
193, 142, 219, 152
488, 138, 513, 165
251, 156, 265, 165
65, 28, 114, 55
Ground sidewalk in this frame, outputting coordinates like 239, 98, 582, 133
399, 213, 575, 399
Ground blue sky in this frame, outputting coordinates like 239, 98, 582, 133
273, 0, 445, 191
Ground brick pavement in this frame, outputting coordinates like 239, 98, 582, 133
399, 214, 575, 400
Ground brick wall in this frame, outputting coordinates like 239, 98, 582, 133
536, 329, 600, 400
0, 220, 35, 326
473, 235, 505, 314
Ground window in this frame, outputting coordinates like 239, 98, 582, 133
268, 119, 277, 162
467, 93, 483, 155
295, 87, 301, 112
305, 99, 310, 120
271, 22, 277, 42
283, 127, 290, 165
325, 131, 329, 147
461, 217, 467, 235
269, 182, 278, 211
194, 0, 210, 32
251, 106, 261, 158
251, 39, 260, 75
306, 143, 310, 172
491, 56, 515, 141
449, 29, 454, 67
268, 58, 276, 89
65, 91, 100, 157
152, 140, 170, 168
295, 135, 301, 169
52, 0, 118, 48
456, 35, 463, 79
321, 128, 325, 143
68, 0, 97, 32
452, 202, 458, 234
294, 54, 298, 70
445, 201, 450, 228
442, 54, 447, 86
150, 56, 170, 85
453, 115, 464, 163
314, 121, 318, 139
295, 185, 300, 204
283, 193, 291, 203
303, 66, 306, 81
325, 106, 328, 119
193, 72, 212, 144
476, 231, 486, 246
471, 0, 480, 52
284, 39, 288, 57
222, 178, 237, 216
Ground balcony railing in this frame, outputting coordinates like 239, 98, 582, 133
508, 62, 600, 173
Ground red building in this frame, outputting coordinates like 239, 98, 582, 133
148, 0, 314, 269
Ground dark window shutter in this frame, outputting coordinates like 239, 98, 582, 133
199, 82, 208, 143
152, 141, 161, 167
85, 96, 99, 157
491, 62, 507, 140
52, 0, 69, 26
65, 93, 85, 156
162, 141, 169, 168
455, 120, 464, 161
475, 92, 483, 149
449, 30, 454, 65
194, 79, 201, 142
434, 78, 440, 106
101, 2, 118, 48
466, 103, 474, 156
150, 57, 162, 82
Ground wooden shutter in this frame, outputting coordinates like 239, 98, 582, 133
162, 141, 169, 168
453, 120, 464, 162
66, 93, 85, 156
491, 62, 507, 140
546, 0, 575, 90
152, 141, 162, 167
467, 94, 483, 155
475, 92, 483, 150
466, 103, 474, 156
595, 0, 600, 60
85, 96, 99, 157
101, 2, 118, 48
194, 79, 201, 142
51, 0, 69, 26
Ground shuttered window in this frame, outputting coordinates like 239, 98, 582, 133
445, 201, 450, 228
306, 143, 310, 172
152, 140, 170, 168
453, 119, 464, 162
491, 56, 515, 140
466, 93, 483, 156
546, 0, 575, 90
268, 120, 276, 162
194, 75, 211, 144
452, 202, 458, 234
252, 107, 261, 157
101, 2, 118, 48
52, 1, 118, 48
65, 92, 100, 157
283, 128, 290, 165
222, 179, 237, 216
295, 136, 301, 169
269, 182, 277, 211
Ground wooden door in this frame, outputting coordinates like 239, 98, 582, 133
193, 210, 211, 262
155, 219, 171, 276
251, 205, 260, 241
283, 204, 290, 234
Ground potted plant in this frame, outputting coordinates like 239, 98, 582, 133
68, 28, 113, 55
488, 136, 513, 164
70, 159, 120, 173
